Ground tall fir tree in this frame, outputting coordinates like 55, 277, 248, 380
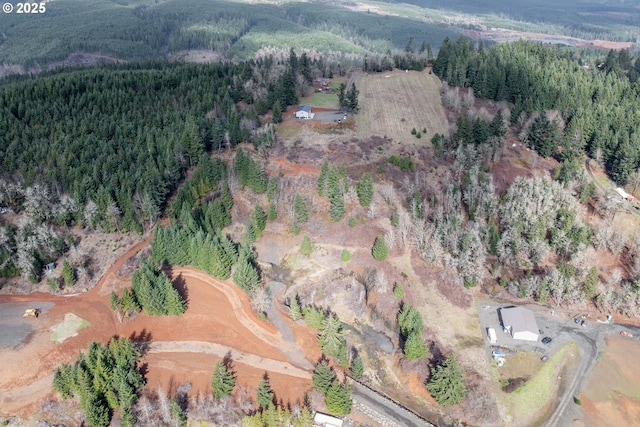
233, 248, 260, 291
317, 160, 329, 196
252, 205, 267, 238
312, 359, 336, 394
256, 374, 274, 408
427, 355, 466, 406
356, 172, 374, 207
330, 188, 345, 222
211, 361, 236, 399
324, 380, 352, 416
294, 193, 308, 224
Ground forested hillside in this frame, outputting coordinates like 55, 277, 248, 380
386, 0, 640, 41
0, 0, 456, 68
0, 51, 321, 281
433, 37, 640, 184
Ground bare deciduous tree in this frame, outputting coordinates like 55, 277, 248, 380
384, 229, 396, 250
250, 286, 271, 314
23, 183, 51, 220
83, 199, 99, 230
462, 87, 475, 110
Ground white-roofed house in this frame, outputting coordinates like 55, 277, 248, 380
295, 105, 312, 119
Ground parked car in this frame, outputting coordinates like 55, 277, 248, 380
541, 355, 549, 362
581, 320, 587, 327
542, 337, 552, 344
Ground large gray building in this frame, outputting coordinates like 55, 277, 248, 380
499, 306, 539, 341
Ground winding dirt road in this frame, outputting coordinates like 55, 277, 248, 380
0, 236, 316, 416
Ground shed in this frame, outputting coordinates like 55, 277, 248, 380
295, 105, 312, 119
616, 187, 634, 201
313, 412, 343, 427
499, 307, 539, 341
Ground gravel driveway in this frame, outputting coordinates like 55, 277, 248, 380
477, 300, 640, 426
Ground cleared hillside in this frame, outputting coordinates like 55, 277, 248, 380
355, 69, 449, 145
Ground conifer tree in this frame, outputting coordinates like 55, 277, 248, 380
272, 100, 283, 124
404, 331, 428, 360
356, 172, 374, 207
170, 399, 187, 427
62, 259, 75, 287
289, 295, 302, 320
325, 380, 352, 415
317, 160, 329, 196
243, 223, 257, 247
350, 354, 364, 378
489, 109, 507, 138
312, 359, 336, 394
330, 189, 345, 222
346, 83, 359, 112
267, 177, 279, 202
256, 374, 274, 408
318, 314, 347, 361
397, 304, 423, 338
181, 116, 204, 167
268, 203, 277, 221
427, 355, 466, 406
300, 235, 313, 256
294, 193, 308, 224
211, 361, 236, 399
252, 205, 267, 238
233, 248, 260, 291
372, 236, 388, 261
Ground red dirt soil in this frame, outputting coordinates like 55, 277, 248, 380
272, 156, 320, 176
578, 335, 640, 426
0, 239, 315, 417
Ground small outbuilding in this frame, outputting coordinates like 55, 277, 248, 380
295, 105, 312, 119
499, 306, 539, 342
313, 411, 343, 427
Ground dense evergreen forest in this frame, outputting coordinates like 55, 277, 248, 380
433, 37, 640, 184
0, 0, 456, 67
0, 57, 305, 228
0, 51, 321, 281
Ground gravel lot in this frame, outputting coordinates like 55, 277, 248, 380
295, 110, 346, 124
0, 301, 54, 350
477, 300, 640, 426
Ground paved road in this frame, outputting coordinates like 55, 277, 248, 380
350, 380, 439, 427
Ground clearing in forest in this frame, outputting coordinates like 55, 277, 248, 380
355, 69, 449, 145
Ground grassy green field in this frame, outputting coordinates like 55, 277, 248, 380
355, 69, 449, 145
304, 92, 340, 109
494, 342, 579, 426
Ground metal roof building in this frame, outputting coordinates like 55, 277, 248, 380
499, 306, 539, 341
